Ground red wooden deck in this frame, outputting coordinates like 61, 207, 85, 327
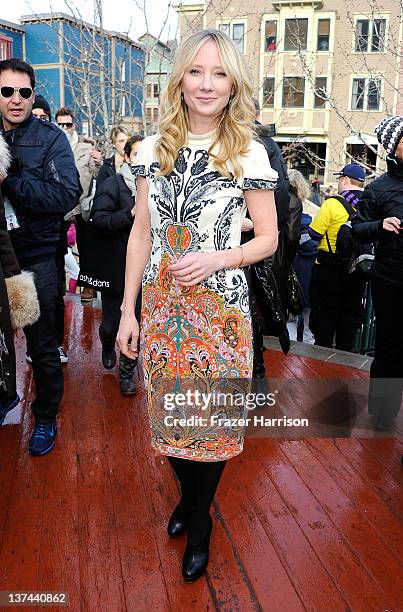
0, 300, 402, 611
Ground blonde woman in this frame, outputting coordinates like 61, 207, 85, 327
118, 29, 278, 582
97, 125, 130, 186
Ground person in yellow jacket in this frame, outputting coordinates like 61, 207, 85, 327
308, 163, 367, 351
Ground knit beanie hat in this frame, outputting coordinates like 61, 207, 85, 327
32, 94, 52, 122
374, 116, 403, 156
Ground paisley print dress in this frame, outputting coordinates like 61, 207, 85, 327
133, 131, 277, 461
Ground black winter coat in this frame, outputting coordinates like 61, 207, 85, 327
96, 156, 117, 188
352, 157, 403, 286
79, 174, 134, 294
1, 115, 80, 264
255, 123, 290, 229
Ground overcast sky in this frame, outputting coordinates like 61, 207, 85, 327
1, 0, 181, 42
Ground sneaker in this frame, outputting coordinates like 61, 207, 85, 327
58, 346, 69, 363
0, 394, 20, 426
28, 421, 57, 456
26, 352, 32, 363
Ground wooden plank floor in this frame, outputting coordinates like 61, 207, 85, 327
0, 300, 402, 612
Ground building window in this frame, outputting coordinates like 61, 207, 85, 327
314, 77, 327, 108
146, 83, 159, 99
351, 77, 382, 110
317, 19, 330, 51
284, 19, 308, 51
265, 21, 277, 52
347, 143, 378, 172
146, 107, 159, 123
232, 23, 245, 54
355, 19, 369, 51
218, 22, 245, 54
355, 18, 386, 52
372, 19, 386, 51
351, 78, 365, 109
218, 23, 230, 37
282, 77, 305, 107
367, 79, 381, 110
263, 77, 275, 108
0, 34, 13, 60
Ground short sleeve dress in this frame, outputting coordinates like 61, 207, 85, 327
133, 131, 277, 462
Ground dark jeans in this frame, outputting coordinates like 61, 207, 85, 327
99, 291, 141, 348
55, 251, 66, 346
309, 258, 366, 351
369, 276, 403, 423
24, 258, 64, 422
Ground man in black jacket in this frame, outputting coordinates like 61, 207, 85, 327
245, 103, 290, 379
352, 116, 403, 430
0, 59, 80, 455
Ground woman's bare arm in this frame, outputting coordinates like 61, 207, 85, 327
117, 176, 151, 358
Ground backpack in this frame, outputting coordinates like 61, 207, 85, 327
325, 196, 374, 278
80, 177, 97, 222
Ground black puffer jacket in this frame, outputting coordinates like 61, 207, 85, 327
79, 173, 134, 294
96, 156, 117, 188
1, 115, 80, 264
352, 157, 403, 285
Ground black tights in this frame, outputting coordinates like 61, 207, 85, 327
168, 456, 226, 542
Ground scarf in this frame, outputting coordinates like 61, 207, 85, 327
67, 130, 79, 153
340, 189, 363, 209
119, 162, 137, 197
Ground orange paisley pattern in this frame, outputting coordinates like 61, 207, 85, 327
141, 223, 252, 462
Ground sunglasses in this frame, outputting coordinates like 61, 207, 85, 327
0, 86, 33, 100
57, 122, 73, 128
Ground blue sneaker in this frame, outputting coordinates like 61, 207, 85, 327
0, 394, 20, 426
28, 422, 57, 456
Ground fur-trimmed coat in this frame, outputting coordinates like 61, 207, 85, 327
0, 134, 39, 401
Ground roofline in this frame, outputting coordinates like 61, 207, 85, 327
20, 13, 143, 51
173, 2, 205, 14
0, 18, 26, 33
138, 33, 171, 51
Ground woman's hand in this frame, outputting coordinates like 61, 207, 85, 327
383, 217, 402, 234
241, 218, 254, 232
117, 313, 139, 360
168, 252, 220, 286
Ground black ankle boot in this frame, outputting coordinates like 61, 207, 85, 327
167, 503, 190, 538
119, 353, 137, 395
182, 516, 213, 583
102, 344, 116, 369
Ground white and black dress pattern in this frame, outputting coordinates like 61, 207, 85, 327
133, 131, 277, 461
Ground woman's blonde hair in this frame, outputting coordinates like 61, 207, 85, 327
288, 169, 311, 201
156, 29, 256, 179
110, 125, 129, 143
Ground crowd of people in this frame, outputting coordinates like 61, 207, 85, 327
0, 29, 402, 582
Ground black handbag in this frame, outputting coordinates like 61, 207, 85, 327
250, 258, 290, 355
